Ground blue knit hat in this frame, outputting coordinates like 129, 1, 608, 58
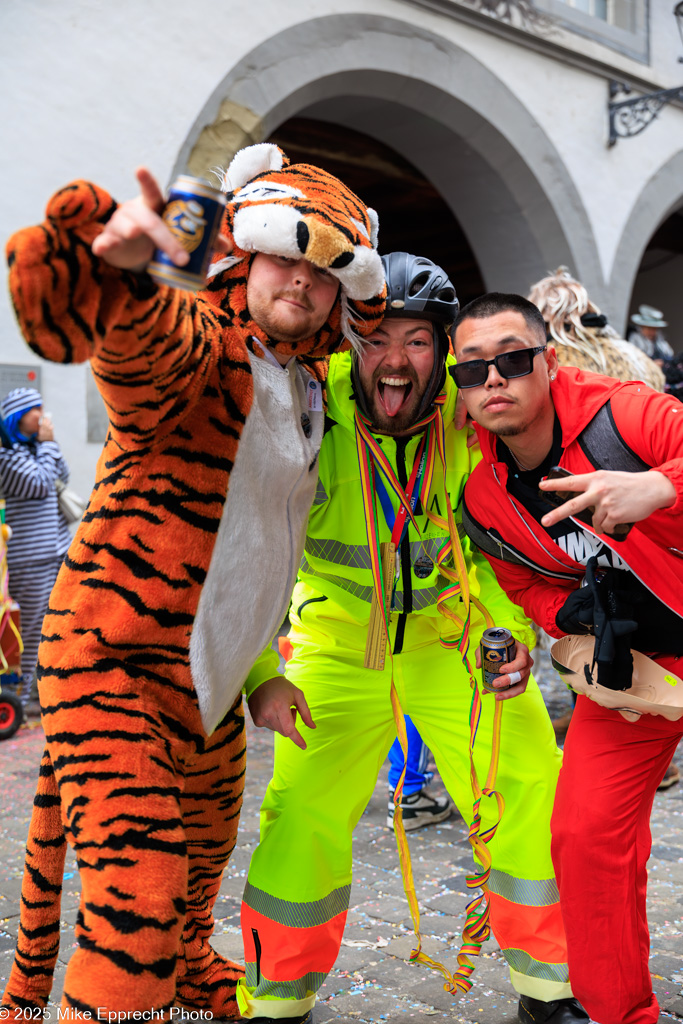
0, 387, 43, 445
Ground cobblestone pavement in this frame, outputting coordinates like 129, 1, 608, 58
1, 648, 683, 1022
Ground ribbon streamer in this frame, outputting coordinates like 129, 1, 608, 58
355, 396, 505, 995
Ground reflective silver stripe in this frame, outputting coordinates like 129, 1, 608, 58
245, 967, 327, 999
305, 537, 372, 570
410, 538, 446, 564
312, 480, 328, 506
300, 555, 374, 603
502, 948, 569, 984
304, 536, 447, 571
299, 556, 448, 612
488, 869, 559, 907
243, 881, 350, 928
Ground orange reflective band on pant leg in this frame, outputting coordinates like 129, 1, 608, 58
488, 891, 568, 969
242, 904, 347, 985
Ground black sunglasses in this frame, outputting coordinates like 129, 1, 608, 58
452, 345, 547, 389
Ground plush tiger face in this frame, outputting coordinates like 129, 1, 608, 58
205, 144, 387, 359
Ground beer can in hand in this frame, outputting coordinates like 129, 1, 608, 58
148, 175, 227, 292
481, 627, 517, 693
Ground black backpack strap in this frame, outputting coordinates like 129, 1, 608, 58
462, 494, 527, 568
462, 493, 579, 579
577, 401, 650, 472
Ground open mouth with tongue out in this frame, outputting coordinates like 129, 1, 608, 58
377, 376, 414, 417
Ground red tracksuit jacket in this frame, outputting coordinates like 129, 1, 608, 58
462, 366, 683, 636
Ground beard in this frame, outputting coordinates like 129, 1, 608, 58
249, 289, 322, 345
487, 422, 526, 437
361, 366, 429, 435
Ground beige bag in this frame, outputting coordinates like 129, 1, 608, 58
551, 634, 683, 723
55, 478, 87, 524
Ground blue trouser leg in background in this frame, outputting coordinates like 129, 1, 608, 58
387, 714, 432, 795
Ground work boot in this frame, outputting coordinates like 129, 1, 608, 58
518, 995, 589, 1023
387, 787, 452, 831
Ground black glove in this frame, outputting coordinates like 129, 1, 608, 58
584, 558, 637, 691
555, 587, 595, 636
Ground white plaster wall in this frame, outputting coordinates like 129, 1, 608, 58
1, 0, 681, 494
394, 5, 683, 286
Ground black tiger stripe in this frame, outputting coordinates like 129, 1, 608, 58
44, 729, 153, 746
94, 488, 222, 531
21, 897, 54, 910
79, 540, 196, 588
52, 752, 112, 769
74, 581, 196, 627
18, 920, 61, 941
147, 473, 225, 503
76, 856, 137, 871
33, 794, 60, 809
74, 935, 177, 979
99, 814, 183, 830
71, 626, 188, 655
83, 505, 163, 525
40, 297, 74, 362
84, 901, 180, 934
73, 829, 186, 856
106, 886, 135, 902
105, 784, 182, 800
58, 771, 136, 787
25, 864, 61, 895
32, 835, 67, 849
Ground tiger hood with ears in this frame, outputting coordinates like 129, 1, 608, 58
204, 142, 386, 358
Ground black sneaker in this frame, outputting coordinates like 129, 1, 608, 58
387, 787, 452, 831
518, 995, 589, 1023
251, 1015, 311, 1024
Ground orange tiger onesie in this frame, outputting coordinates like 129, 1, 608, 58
1, 143, 386, 1017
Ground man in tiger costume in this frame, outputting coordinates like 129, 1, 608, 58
1, 143, 386, 1018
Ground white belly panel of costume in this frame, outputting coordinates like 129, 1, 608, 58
190, 355, 323, 734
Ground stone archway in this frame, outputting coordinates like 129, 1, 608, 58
267, 116, 486, 305
173, 13, 601, 303
610, 150, 683, 346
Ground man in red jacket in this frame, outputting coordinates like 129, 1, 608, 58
452, 292, 683, 1024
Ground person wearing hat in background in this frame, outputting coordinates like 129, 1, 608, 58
0, 387, 71, 710
628, 304, 674, 367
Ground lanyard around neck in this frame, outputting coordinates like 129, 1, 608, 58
372, 433, 427, 552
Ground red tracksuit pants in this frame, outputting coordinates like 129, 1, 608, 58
551, 677, 683, 1024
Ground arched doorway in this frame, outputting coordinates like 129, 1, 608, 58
266, 117, 485, 305
176, 14, 600, 306
627, 207, 683, 355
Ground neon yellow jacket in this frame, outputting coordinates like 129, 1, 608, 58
244, 352, 535, 694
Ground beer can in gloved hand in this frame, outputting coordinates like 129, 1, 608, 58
481, 627, 517, 693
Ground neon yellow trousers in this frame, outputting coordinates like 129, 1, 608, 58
239, 637, 569, 1018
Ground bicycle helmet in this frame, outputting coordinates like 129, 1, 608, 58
353, 252, 459, 423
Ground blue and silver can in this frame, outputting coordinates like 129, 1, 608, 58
147, 175, 227, 292
481, 627, 517, 693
